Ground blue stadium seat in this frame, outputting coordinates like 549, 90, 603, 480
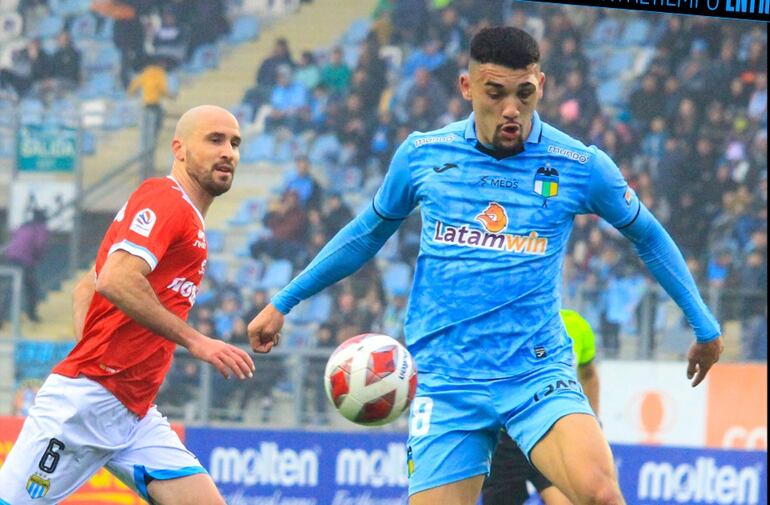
290, 292, 332, 325
620, 18, 652, 48
32, 14, 64, 39
80, 130, 96, 154
308, 132, 341, 166
185, 44, 220, 74
257, 259, 293, 291
597, 78, 624, 108
228, 197, 267, 227
227, 16, 260, 44
70, 13, 98, 41
383, 262, 412, 297
19, 98, 44, 125
206, 259, 229, 283
234, 258, 264, 287
231, 103, 254, 127
79, 72, 116, 99
207, 229, 226, 253
341, 18, 371, 46
49, 0, 91, 17
282, 323, 315, 348
82, 43, 120, 74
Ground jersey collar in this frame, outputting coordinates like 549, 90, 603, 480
464, 111, 543, 147
166, 175, 206, 229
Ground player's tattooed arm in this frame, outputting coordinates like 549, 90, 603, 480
72, 266, 96, 341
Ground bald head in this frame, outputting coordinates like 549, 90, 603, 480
174, 105, 238, 141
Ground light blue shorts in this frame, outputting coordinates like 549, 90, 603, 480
406, 363, 594, 496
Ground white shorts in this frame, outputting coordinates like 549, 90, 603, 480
0, 374, 207, 504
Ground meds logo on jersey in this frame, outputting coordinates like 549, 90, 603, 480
475, 202, 508, 233
129, 208, 156, 237
26, 474, 50, 499
533, 165, 559, 198
433, 202, 548, 255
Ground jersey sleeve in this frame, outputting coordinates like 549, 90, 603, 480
107, 186, 186, 271
373, 137, 418, 219
584, 147, 641, 229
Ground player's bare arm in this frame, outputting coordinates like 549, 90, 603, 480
96, 250, 255, 380
247, 303, 283, 353
72, 266, 96, 342
687, 337, 724, 387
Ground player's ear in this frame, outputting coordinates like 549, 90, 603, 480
538, 71, 546, 99
459, 73, 472, 101
171, 138, 185, 161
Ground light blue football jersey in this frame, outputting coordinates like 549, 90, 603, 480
374, 112, 640, 378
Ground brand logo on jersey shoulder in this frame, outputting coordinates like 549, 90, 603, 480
26, 474, 50, 499
475, 202, 508, 233
115, 202, 127, 222
547, 145, 589, 164
533, 165, 559, 198
624, 187, 634, 206
433, 202, 548, 255
414, 134, 456, 148
167, 277, 198, 306
478, 175, 519, 190
129, 208, 157, 237
433, 162, 459, 173
534, 346, 547, 359
194, 230, 207, 249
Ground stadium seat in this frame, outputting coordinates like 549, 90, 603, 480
227, 15, 260, 44
206, 258, 229, 284
230, 102, 255, 127
257, 259, 293, 291
228, 197, 267, 226
290, 292, 332, 325
79, 71, 116, 99
70, 12, 98, 41
282, 322, 315, 348
185, 43, 220, 74
234, 258, 264, 288
341, 18, 371, 46
19, 98, 44, 125
206, 229, 226, 253
79, 98, 108, 128
49, 0, 91, 17
31, 14, 64, 39
82, 43, 120, 74
597, 78, 625, 108
80, 130, 96, 154
383, 262, 412, 297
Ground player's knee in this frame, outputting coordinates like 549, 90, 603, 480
580, 481, 623, 505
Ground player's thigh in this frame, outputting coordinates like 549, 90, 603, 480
147, 473, 225, 505
407, 373, 499, 498
530, 413, 620, 503
410, 474, 485, 505
107, 407, 214, 504
0, 376, 117, 504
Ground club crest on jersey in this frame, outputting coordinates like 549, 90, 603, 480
433, 202, 548, 255
475, 202, 508, 233
129, 208, 156, 237
624, 187, 634, 206
26, 474, 50, 499
533, 165, 559, 198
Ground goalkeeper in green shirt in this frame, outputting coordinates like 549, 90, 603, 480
482, 309, 601, 505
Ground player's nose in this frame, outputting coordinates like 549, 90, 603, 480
501, 96, 520, 120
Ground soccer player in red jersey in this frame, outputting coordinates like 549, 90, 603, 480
0, 105, 261, 504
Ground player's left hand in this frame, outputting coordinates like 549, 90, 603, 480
686, 336, 724, 387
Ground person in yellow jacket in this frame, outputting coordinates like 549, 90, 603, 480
128, 57, 170, 175
482, 309, 600, 505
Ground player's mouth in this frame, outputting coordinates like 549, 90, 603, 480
499, 123, 521, 141
214, 163, 233, 175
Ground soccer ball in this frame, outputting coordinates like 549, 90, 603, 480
324, 333, 418, 426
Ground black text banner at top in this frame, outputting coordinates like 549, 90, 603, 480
518, 0, 769, 23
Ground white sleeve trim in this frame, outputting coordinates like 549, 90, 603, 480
108, 240, 159, 271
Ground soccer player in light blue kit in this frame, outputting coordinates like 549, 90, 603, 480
248, 27, 724, 505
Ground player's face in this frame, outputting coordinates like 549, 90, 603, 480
460, 62, 544, 155
185, 116, 241, 197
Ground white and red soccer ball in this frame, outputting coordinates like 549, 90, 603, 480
324, 333, 418, 426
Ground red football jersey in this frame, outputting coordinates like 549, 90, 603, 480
54, 176, 209, 417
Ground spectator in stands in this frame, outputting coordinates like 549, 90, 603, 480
402, 38, 446, 77
212, 291, 247, 343
629, 75, 664, 133
50, 30, 81, 92
151, 7, 188, 69
739, 246, 767, 360
112, 3, 146, 88
294, 50, 321, 91
185, 0, 229, 59
127, 56, 169, 173
283, 155, 323, 210
264, 64, 308, 132
243, 37, 295, 113
401, 67, 449, 125
0, 38, 52, 97
0, 208, 49, 324
320, 47, 351, 97
249, 189, 309, 267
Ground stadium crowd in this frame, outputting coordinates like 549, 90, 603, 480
158, 1, 766, 422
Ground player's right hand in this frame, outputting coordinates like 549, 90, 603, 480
189, 336, 255, 380
686, 336, 724, 387
247, 303, 284, 354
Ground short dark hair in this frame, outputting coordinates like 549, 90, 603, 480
470, 26, 540, 69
